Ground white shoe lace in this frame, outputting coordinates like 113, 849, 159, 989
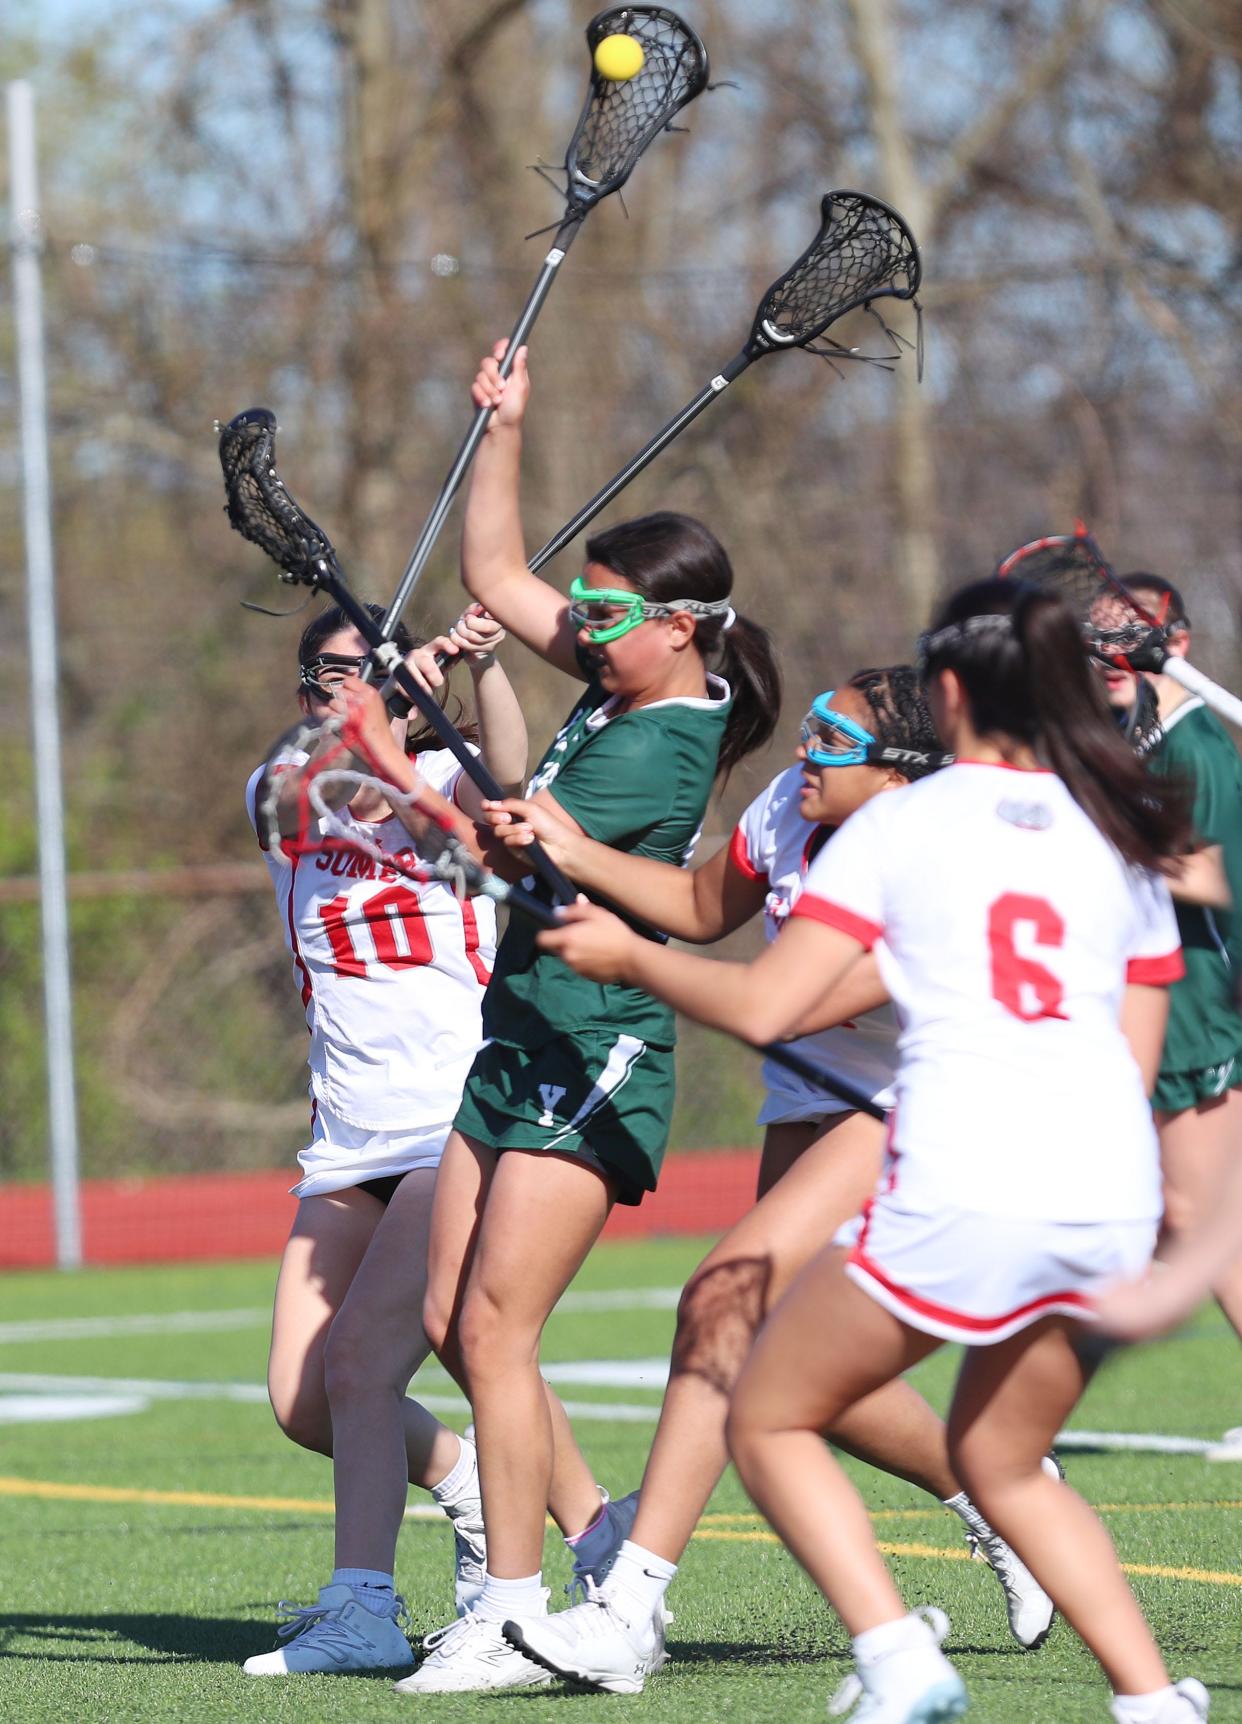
827, 1608, 951, 1720
967, 1528, 1037, 1602
421, 1612, 486, 1659
567, 1577, 641, 1644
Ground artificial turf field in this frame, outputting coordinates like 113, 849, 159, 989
0, 1236, 1239, 1723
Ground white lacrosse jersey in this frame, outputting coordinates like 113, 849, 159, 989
730, 765, 898, 1113
245, 748, 496, 1132
792, 761, 1182, 1222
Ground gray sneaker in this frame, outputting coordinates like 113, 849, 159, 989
569, 1488, 641, 1599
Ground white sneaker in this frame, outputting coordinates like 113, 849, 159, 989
242, 1582, 413, 1675
952, 1457, 1061, 1651
503, 1578, 670, 1695
568, 1487, 641, 1598
392, 1611, 553, 1693
1111, 1677, 1210, 1722
829, 1608, 967, 1723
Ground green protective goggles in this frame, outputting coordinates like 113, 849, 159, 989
567, 577, 734, 645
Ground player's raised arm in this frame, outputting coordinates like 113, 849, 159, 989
461, 342, 583, 678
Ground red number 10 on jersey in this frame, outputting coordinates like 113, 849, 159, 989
319, 886, 490, 984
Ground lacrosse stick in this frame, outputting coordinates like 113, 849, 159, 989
996, 523, 1242, 730
525, 190, 921, 574
262, 723, 888, 1116
255, 716, 564, 927
219, 406, 580, 905
377, 6, 709, 641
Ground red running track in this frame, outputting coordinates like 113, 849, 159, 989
0, 1151, 759, 1270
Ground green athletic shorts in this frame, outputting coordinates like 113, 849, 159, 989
453, 1029, 675, 1206
1153, 1052, 1242, 1115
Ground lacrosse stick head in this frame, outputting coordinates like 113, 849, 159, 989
563, 8, 708, 212
994, 522, 1169, 672
218, 407, 339, 589
254, 713, 487, 899
745, 191, 922, 359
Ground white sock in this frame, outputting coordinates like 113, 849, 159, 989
331, 1567, 395, 1615
603, 1540, 677, 1626
853, 1612, 930, 1665
474, 1571, 546, 1624
942, 1490, 994, 1540
431, 1433, 478, 1507
1113, 1689, 1176, 1723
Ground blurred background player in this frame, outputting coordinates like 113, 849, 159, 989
242, 602, 525, 1676
399, 340, 782, 1694
1097, 574, 1242, 1366
486, 670, 1055, 1692
529, 578, 1207, 1724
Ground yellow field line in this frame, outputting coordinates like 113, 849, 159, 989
699, 1500, 1242, 1525
691, 1528, 1242, 1586
2, 1476, 1238, 1588
0, 1476, 336, 1514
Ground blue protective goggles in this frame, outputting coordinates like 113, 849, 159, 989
799, 692, 876, 767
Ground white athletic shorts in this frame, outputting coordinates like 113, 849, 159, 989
837, 1197, 1157, 1346
758, 1064, 895, 1128
291, 1098, 451, 1199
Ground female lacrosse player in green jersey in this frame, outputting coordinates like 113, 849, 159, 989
478, 669, 1056, 1693
396, 340, 781, 1695
1097, 572, 1242, 1351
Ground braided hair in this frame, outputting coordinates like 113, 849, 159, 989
848, 665, 944, 780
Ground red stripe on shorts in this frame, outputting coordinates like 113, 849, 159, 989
847, 1241, 1091, 1333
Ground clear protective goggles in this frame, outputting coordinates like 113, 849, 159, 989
299, 652, 369, 700
567, 576, 732, 645
799, 692, 877, 767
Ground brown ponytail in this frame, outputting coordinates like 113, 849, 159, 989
585, 511, 781, 778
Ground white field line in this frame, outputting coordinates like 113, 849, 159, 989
0, 1366, 1232, 1454
0, 1368, 665, 1425
0, 1288, 683, 1346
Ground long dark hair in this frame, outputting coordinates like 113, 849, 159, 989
849, 665, 943, 780
297, 602, 478, 752
920, 578, 1189, 869
584, 511, 781, 777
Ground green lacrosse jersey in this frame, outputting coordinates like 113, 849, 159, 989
483, 674, 732, 1047
1148, 697, 1242, 1077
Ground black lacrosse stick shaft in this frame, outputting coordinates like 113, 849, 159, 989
527, 191, 921, 572
379, 214, 584, 639
308, 567, 581, 907
760, 1040, 886, 1119
529, 351, 752, 573
375, 7, 710, 646
507, 883, 885, 1119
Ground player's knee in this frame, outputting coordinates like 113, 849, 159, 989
669, 1255, 771, 1395
322, 1312, 389, 1408
457, 1285, 534, 1383
422, 1281, 454, 1356
723, 1364, 769, 1474
1159, 1183, 1197, 1237
269, 1379, 332, 1454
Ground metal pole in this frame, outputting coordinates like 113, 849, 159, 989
8, 80, 82, 1268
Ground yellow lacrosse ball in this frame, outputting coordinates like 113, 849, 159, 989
594, 33, 645, 81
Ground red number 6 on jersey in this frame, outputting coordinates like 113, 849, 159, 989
987, 892, 1067, 1021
